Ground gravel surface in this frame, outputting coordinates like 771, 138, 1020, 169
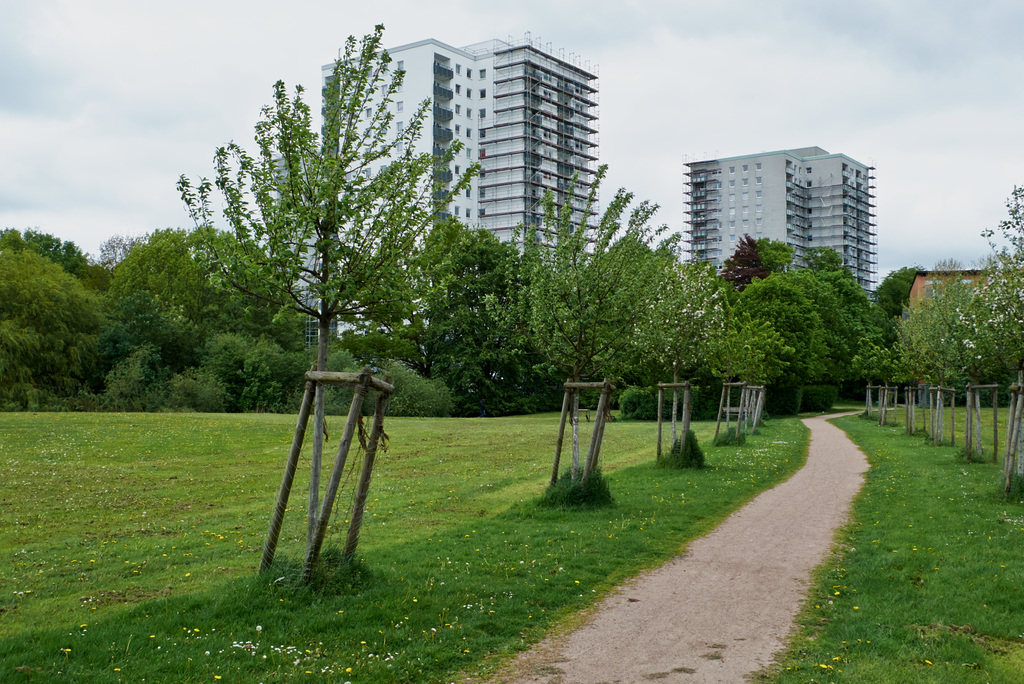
495, 413, 868, 684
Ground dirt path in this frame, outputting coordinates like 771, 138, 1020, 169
498, 413, 868, 684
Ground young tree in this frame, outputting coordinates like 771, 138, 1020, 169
178, 25, 472, 565
646, 259, 727, 439
523, 166, 667, 479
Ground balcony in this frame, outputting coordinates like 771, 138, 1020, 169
433, 125, 453, 142
433, 105, 453, 121
433, 62, 454, 80
434, 169, 453, 183
433, 83, 454, 100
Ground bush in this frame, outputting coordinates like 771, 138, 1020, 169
801, 385, 838, 412
538, 468, 614, 509
765, 385, 802, 416
713, 430, 747, 447
385, 363, 453, 417
166, 368, 229, 413
619, 386, 659, 420
659, 429, 705, 469
619, 384, 719, 422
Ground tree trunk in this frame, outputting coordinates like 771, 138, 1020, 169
965, 386, 973, 456
303, 369, 372, 582
571, 374, 581, 480
671, 363, 679, 445
682, 381, 692, 436
308, 313, 330, 552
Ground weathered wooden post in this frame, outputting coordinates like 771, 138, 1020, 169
342, 386, 392, 563
656, 385, 665, 460
582, 380, 615, 486
261, 380, 315, 573
551, 383, 573, 485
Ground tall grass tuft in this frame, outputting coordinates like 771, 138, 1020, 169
539, 468, 614, 509
659, 429, 705, 469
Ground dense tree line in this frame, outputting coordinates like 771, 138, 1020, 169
0, 220, 928, 416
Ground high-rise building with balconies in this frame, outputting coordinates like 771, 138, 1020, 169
684, 147, 877, 291
325, 35, 598, 243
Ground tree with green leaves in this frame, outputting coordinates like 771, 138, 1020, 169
522, 166, 667, 481
178, 25, 473, 571
0, 250, 103, 407
646, 258, 726, 440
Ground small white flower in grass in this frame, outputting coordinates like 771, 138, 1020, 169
256, 625, 262, 632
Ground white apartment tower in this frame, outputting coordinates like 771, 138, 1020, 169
684, 147, 877, 291
325, 35, 599, 243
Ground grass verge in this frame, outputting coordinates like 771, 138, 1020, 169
1, 412, 805, 683
762, 413, 1024, 683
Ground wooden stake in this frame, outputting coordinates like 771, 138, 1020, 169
261, 380, 315, 573
656, 387, 664, 460
551, 385, 571, 485
342, 388, 391, 563
303, 369, 372, 582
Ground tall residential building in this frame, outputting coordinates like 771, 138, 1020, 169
324, 35, 599, 243
684, 147, 877, 291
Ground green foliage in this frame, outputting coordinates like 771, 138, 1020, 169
755, 237, 794, 274
716, 311, 792, 385
800, 385, 838, 412
384, 363, 453, 417
713, 431, 747, 446
733, 272, 827, 385
875, 265, 920, 320
165, 367, 229, 413
0, 249, 103, 407
766, 385, 803, 416
522, 166, 667, 383
102, 345, 166, 411
659, 430, 705, 469
539, 467, 614, 509
178, 25, 475, 373
618, 384, 720, 421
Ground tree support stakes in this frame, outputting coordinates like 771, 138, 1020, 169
551, 384, 572, 484
342, 389, 392, 563
303, 369, 372, 582
261, 380, 315, 573
582, 380, 615, 486
657, 381, 690, 456
656, 386, 665, 460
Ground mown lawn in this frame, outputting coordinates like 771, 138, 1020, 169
1, 411, 807, 682
764, 411, 1024, 683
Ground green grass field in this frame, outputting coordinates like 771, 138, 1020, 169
764, 410, 1024, 683
1, 411, 808, 682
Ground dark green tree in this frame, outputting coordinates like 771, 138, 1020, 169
0, 250, 103, 407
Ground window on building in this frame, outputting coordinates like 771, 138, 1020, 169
756, 204, 762, 212
742, 164, 749, 172
467, 128, 472, 138
465, 188, 471, 198
806, 166, 812, 173
755, 162, 761, 170
755, 190, 762, 198
755, 176, 762, 184
756, 218, 762, 226
729, 180, 736, 188
480, 68, 486, 78
729, 166, 735, 174
743, 219, 749, 228
467, 147, 472, 158
729, 208, 736, 217
807, 180, 813, 187
479, 89, 486, 98
455, 124, 460, 134
396, 101, 404, 112
730, 234, 736, 242
455, 204, 461, 214
364, 107, 371, 118
397, 60, 404, 71
467, 89, 472, 99
729, 193, 735, 203
742, 192, 749, 200
465, 207, 470, 218
480, 128, 486, 138
456, 64, 462, 74
742, 179, 749, 186
455, 84, 461, 94
479, 108, 486, 118
729, 221, 736, 229
455, 104, 461, 114
455, 165, 460, 174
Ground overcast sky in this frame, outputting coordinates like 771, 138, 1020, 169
2, 0, 1022, 278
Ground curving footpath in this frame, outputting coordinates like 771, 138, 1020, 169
503, 413, 868, 684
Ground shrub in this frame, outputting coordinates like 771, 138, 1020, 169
801, 385, 838, 412
713, 431, 747, 447
619, 384, 718, 422
659, 429, 705, 469
619, 386, 659, 420
385, 363, 453, 417
166, 368, 229, 412
765, 385, 802, 416
538, 468, 614, 509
